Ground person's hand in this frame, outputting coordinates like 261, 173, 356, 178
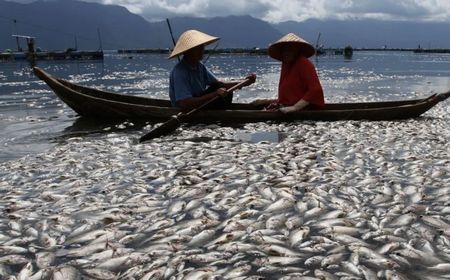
279, 106, 298, 114
215, 87, 228, 97
245, 73, 256, 86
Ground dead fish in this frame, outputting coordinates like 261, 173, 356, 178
320, 226, 367, 236
0, 264, 12, 278
188, 229, 216, 247
51, 266, 81, 280
97, 253, 147, 272
28, 268, 53, 280
377, 242, 402, 255
39, 233, 58, 248
289, 226, 310, 247
388, 253, 412, 268
260, 244, 302, 257
340, 261, 362, 277
82, 268, 118, 280
388, 213, 417, 227
183, 267, 215, 280
321, 253, 347, 267
304, 206, 327, 221
57, 241, 110, 258
35, 252, 55, 269
0, 246, 28, 255
266, 213, 288, 229
88, 248, 135, 262
258, 186, 277, 201
140, 267, 165, 280
223, 264, 251, 278
265, 198, 295, 212
305, 256, 325, 267
314, 269, 339, 280
188, 252, 232, 263
66, 229, 110, 245
206, 231, 246, 247
427, 263, 450, 272
420, 215, 450, 230
383, 270, 409, 280
357, 265, 378, 280
216, 241, 257, 253
16, 262, 33, 280
0, 255, 29, 265
168, 200, 187, 215
255, 256, 304, 266
285, 216, 303, 230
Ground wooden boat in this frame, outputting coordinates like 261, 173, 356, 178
33, 67, 450, 123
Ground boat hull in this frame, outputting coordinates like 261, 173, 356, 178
33, 67, 449, 123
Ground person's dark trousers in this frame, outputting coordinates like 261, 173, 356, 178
203, 82, 233, 109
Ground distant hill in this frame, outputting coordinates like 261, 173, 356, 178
1, 0, 450, 51
0, 0, 280, 50
274, 19, 450, 49
168, 16, 282, 48
0, 0, 165, 50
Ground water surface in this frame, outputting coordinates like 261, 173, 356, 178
0, 51, 449, 162
0, 51, 449, 279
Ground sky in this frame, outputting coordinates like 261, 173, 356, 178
10, 0, 450, 23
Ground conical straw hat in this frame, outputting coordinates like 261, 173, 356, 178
268, 33, 315, 60
169, 30, 220, 59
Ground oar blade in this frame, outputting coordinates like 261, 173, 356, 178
437, 91, 450, 101
139, 116, 181, 142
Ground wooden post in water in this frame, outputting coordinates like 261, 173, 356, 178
13, 19, 22, 52
97, 28, 103, 51
74, 35, 78, 51
166, 18, 180, 62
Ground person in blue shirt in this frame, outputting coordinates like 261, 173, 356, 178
169, 29, 256, 110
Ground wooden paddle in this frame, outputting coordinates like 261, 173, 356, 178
139, 78, 251, 142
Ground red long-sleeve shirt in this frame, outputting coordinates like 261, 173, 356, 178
277, 56, 325, 109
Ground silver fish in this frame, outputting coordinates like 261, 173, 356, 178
51, 266, 81, 280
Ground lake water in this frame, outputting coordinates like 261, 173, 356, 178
0, 51, 450, 279
1, 51, 450, 163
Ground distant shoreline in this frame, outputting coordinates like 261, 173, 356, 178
117, 48, 450, 55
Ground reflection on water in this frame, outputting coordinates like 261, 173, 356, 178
235, 130, 283, 143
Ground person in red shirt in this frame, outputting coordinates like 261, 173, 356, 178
252, 33, 325, 113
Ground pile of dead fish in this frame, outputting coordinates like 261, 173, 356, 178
0, 104, 449, 279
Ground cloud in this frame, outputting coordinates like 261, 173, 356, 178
32, 0, 450, 22
112, 0, 272, 21
327, 0, 446, 21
